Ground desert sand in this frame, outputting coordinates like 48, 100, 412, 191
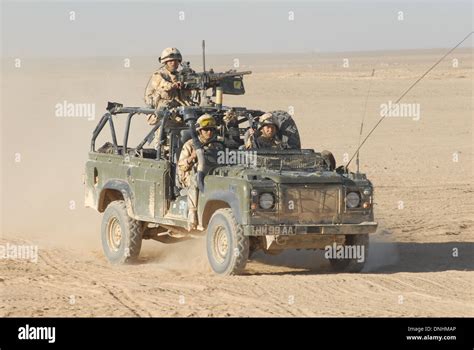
1, 48, 472, 316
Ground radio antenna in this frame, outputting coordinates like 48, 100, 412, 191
201, 40, 208, 106
346, 31, 473, 170
356, 68, 375, 173
202, 39, 206, 73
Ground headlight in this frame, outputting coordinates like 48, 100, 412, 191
259, 193, 274, 209
346, 192, 360, 208
363, 187, 372, 196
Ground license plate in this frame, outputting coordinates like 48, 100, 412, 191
251, 225, 298, 235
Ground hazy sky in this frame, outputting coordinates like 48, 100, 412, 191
1, 0, 473, 57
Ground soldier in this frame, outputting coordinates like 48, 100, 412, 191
222, 109, 243, 148
245, 112, 283, 149
246, 113, 336, 170
145, 48, 194, 149
144, 47, 194, 109
178, 114, 222, 230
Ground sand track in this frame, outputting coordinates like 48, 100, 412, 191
1, 49, 472, 317
1, 231, 472, 317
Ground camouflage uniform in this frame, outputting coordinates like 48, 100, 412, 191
178, 135, 221, 187
146, 110, 184, 151
250, 135, 283, 149
178, 114, 221, 230
245, 112, 283, 150
222, 109, 243, 148
144, 48, 194, 150
144, 66, 193, 109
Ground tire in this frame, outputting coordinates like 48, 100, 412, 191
269, 110, 301, 149
328, 234, 369, 273
321, 150, 336, 170
101, 200, 143, 264
206, 208, 249, 275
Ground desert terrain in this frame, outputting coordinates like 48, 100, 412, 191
1, 48, 473, 316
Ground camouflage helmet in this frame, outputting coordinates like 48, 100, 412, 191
159, 47, 182, 64
258, 113, 278, 130
196, 114, 216, 131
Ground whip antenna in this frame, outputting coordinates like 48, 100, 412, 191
356, 68, 375, 173
346, 31, 473, 170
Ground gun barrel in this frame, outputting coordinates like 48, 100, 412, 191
178, 69, 252, 92
210, 71, 252, 78
204, 71, 251, 85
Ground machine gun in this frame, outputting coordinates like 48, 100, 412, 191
177, 63, 252, 95
177, 40, 252, 106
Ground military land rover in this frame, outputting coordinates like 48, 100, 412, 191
84, 55, 377, 275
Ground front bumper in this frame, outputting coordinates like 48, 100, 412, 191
243, 222, 378, 236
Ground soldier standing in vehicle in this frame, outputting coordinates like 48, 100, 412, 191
144, 47, 195, 149
144, 47, 194, 109
245, 112, 283, 149
178, 114, 222, 230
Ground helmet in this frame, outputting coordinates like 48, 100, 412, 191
258, 113, 278, 130
159, 47, 182, 64
196, 114, 216, 131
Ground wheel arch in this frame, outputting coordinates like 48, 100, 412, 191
200, 191, 244, 228
98, 179, 135, 217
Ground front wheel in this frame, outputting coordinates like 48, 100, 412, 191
206, 208, 249, 275
328, 234, 369, 273
101, 200, 143, 264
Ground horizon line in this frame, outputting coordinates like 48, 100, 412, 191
2, 46, 473, 60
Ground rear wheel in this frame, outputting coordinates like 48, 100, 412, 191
328, 234, 369, 272
101, 200, 143, 264
206, 208, 249, 275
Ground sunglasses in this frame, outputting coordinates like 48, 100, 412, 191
200, 127, 214, 132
